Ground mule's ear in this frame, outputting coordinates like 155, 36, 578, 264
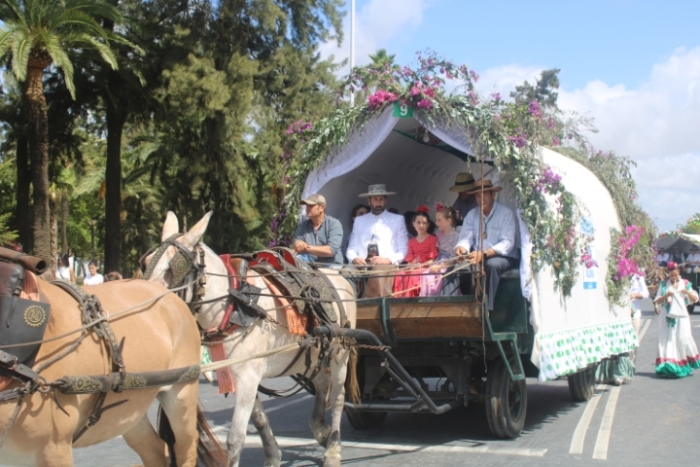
179, 211, 213, 249
161, 211, 179, 241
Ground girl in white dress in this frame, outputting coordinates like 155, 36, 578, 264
654, 262, 700, 378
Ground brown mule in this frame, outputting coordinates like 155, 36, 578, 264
0, 279, 226, 467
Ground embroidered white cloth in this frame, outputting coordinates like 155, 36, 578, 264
455, 201, 517, 258
346, 210, 409, 265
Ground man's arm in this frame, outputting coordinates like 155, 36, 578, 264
305, 218, 343, 258
389, 217, 409, 264
346, 226, 361, 263
489, 206, 516, 256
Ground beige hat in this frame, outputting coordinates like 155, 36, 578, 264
301, 193, 326, 205
449, 172, 476, 193
465, 179, 502, 194
358, 184, 397, 198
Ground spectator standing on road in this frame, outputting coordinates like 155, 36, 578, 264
653, 262, 700, 378
56, 253, 75, 282
597, 273, 649, 385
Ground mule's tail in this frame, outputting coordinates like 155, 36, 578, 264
157, 406, 177, 467
195, 405, 228, 467
345, 344, 361, 405
158, 405, 228, 467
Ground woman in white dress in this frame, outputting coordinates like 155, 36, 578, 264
654, 261, 700, 378
55, 253, 75, 282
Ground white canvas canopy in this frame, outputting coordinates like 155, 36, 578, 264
302, 107, 636, 380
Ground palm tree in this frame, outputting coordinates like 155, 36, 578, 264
0, 0, 130, 262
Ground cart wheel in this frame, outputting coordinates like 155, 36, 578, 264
344, 407, 387, 430
485, 357, 527, 439
567, 365, 596, 401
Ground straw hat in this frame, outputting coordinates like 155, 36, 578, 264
449, 172, 476, 193
465, 179, 502, 194
358, 184, 397, 198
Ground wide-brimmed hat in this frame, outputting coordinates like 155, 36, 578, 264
449, 172, 476, 193
301, 193, 326, 205
359, 184, 396, 198
465, 179, 502, 194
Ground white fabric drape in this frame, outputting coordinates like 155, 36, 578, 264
303, 109, 398, 198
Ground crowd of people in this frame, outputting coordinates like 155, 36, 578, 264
291, 172, 519, 310
54, 253, 122, 285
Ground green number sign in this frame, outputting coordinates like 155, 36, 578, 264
393, 102, 414, 118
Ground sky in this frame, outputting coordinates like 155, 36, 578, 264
320, 0, 700, 232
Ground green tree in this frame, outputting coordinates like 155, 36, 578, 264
511, 68, 561, 108
0, 0, 131, 262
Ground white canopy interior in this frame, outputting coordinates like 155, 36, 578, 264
655, 233, 700, 253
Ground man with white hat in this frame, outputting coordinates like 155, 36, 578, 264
347, 184, 409, 297
455, 179, 519, 311
450, 172, 477, 221
292, 193, 344, 264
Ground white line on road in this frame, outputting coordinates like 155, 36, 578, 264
638, 319, 652, 344
592, 385, 621, 460
227, 435, 548, 457
569, 384, 604, 454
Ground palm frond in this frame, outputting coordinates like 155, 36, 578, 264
10, 30, 32, 81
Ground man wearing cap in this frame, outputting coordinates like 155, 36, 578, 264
454, 179, 519, 311
347, 184, 409, 297
450, 172, 478, 221
292, 193, 344, 265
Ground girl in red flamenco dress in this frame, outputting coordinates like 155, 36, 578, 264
392, 206, 439, 297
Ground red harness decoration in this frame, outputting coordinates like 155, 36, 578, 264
206, 254, 242, 395
217, 254, 240, 334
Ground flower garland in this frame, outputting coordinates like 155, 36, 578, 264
606, 225, 646, 305
274, 52, 634, 297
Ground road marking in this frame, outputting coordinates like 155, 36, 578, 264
569, 384, 604, 454
638, 319, 652, 344
592, 385, 621, 460
227, 435, 547, 457
209, 395, 314, 434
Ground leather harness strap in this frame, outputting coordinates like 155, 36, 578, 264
50, 280, 130, 442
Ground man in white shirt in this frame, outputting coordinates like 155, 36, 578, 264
455, 180, 519, 311
346, 184, 409, 297
655, 248, 670, 267
685, 246, 700, 271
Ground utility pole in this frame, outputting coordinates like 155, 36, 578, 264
349, 0, 356, 106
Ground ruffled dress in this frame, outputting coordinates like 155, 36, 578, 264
655, 279, 700, 378
393, 235, 439, 298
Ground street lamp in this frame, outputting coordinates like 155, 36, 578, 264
87, 220, 97, 261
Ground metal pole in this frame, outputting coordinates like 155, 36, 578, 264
349, 0, 355, 106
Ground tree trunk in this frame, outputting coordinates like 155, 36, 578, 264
50, 191, 58, 274
104, 85, 127, 274
15, 130, 31, 251
25, 56, 51, 262
61, 190, 69, 253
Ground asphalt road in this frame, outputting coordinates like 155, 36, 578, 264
4, 310, 700, 467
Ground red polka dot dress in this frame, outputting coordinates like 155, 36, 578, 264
393, 235, 439, 297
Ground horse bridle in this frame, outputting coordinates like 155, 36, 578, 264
139, 233, 207, 310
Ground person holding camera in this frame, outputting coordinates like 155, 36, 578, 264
346, 184, 408, 297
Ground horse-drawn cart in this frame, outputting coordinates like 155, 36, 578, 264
296, 107, 639, 439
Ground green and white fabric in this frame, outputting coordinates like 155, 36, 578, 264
534, 321, 637, 381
